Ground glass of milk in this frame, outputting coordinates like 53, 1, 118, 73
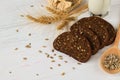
88, 0, 111, 17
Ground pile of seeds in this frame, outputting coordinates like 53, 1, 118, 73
53, 16, 116, 63
103, 54, 120, 70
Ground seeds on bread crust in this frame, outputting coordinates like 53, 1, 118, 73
79, 27, 100, 55
53, 32, 73, 56
70, 34, 91, 62
89, 16, 116, 45
79, 17, 109, 48
53, 32, 91, 62
70, 23, 100, 55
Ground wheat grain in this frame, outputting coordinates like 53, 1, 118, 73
65, 16, 76, 21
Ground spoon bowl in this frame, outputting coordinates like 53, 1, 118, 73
100, 47, 120, 74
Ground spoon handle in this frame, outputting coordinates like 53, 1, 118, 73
114, 24, 120, 47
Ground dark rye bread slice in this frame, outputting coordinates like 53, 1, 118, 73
78, 17, 109, 48
79, 27, 100, 55
53, 32, 91, 62
70, 23, 100, 55
70, 34, 91, 62
88, 16, 116, 45
53, 32, 73, 55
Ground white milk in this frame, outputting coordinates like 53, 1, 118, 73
102, 0, 111, 14
88, 0, 111, 15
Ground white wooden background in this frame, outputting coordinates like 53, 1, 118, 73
0, 0, 120, 80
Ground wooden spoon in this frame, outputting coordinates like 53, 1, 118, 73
100, 24, 120, 74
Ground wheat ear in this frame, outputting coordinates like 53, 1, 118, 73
26, 15, 51, 24
38, 16, 62, 23
27, 15, 63, 24
46, 7, 67, 16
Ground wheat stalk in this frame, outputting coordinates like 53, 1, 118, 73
69, 3, 88, 16
57, 16, 76, 29
67, 0, 82, 13
57, 20, 69, 30
46, 7, 67, 16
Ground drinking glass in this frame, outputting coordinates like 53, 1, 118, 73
88, 0, 111, 17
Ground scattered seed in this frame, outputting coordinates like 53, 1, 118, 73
72, 67, 75, 70
20, 15, 24, 17
61, 72, 65, 76
59, 55, 63, 57
50, 67, 53, 69
16, 29, 19, 32
45, 53, 51, 58
64, 61, 68, 63
41, 5, 44, 7
51, 60, 55, 62
25, 44, 31, 48
38, 50, 42, 53
28, 33, 31, 36
45, 38, 49, 40
9, 71, 12, 74
29, 43, 31, 45
59, 58, 63, 60
47, 54, 50, 58
53, 54, 56, 56
52, 49, 55, 52
45, 53, 48, 55
42, 46, 46, 48
50, 56, 54, 59
58, 64, 61, 67
77, 63, 81, 65
58, 56, 63, 60
36, 74, 39, 76
23, 57, 27, 60
30, 5, 34, 7
14, 48, 18, 51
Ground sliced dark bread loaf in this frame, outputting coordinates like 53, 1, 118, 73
53, 16, 116, 63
